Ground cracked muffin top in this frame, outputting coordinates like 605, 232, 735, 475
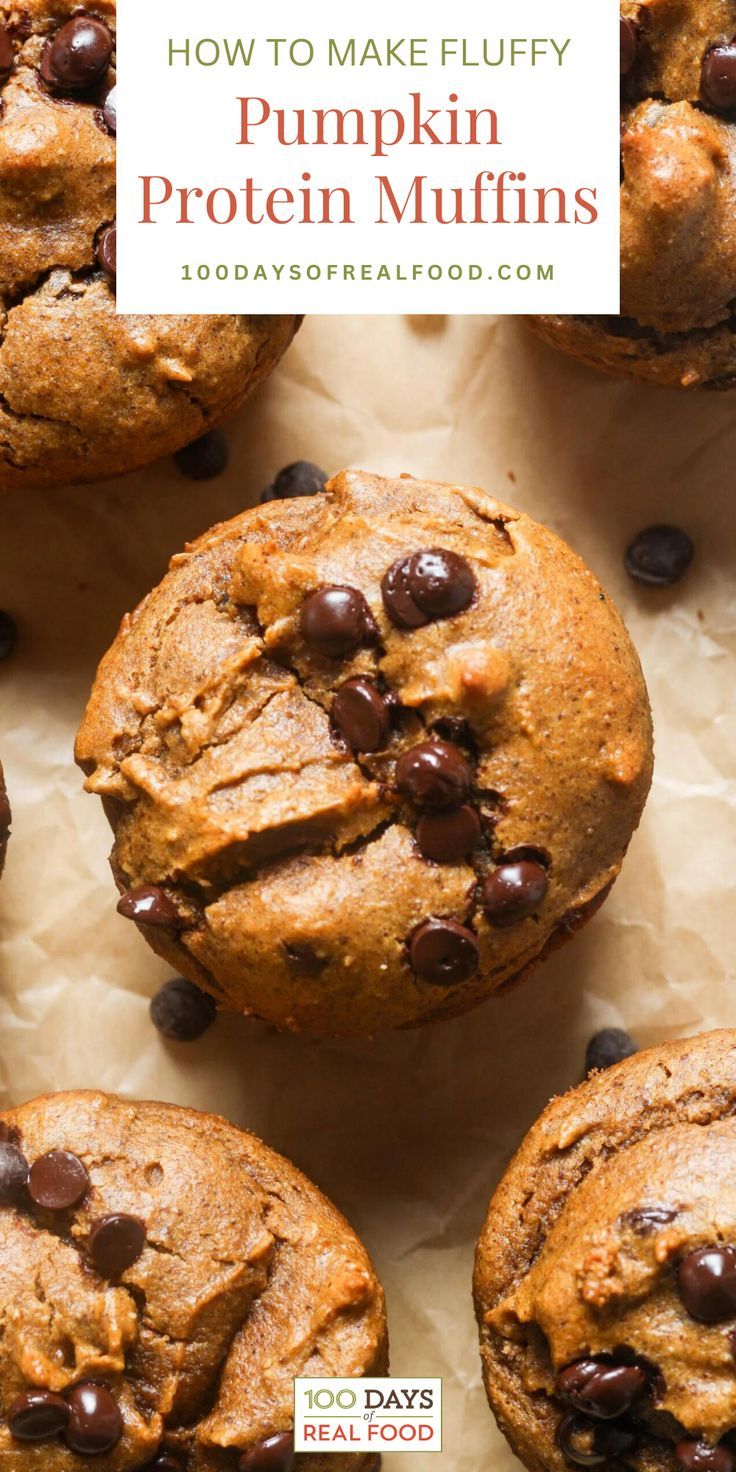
0, 0, 298, 487
75, 469, 653, 1038
532, 0, 736, 389
475, 1031, 736, 1472
0, 762, 9, 875
0, 1090, 386, 1471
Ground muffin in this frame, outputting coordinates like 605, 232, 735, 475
0, 1089, 387, 1469
76, 469, 653, 1037
474, 1030, 736, 1472
0, 760, 9, 874
0, 0, 299, 488
531, 1, 736, 389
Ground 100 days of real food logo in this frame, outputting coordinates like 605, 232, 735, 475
293, 1379, 442, 1453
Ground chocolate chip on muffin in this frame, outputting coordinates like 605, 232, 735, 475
475, 1031, 736, 1472
0, 0, 299, 488
0, 1091, 387, 1466
531, 5, 736, 388
76, 470, 652, 1037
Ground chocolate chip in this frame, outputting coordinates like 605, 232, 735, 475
382, 548, 475, 628
619, 1205, 678, 1236
102, 83, 116, 132
260, 460, 327, 502
65, 1383, 123, 1456
620, 16, 638, 76
332, 678, 391, 752
431, 716, 475, 750
556, 1358, 648, 1420
89, 1213, 146, 1277
557, 1413, 636, 1467
8, 1390, 70, 1442
395, 739, 472, 810
300, 586, 376, 659
40, 15, 113, 92
701, 42, 736, 111
148, 1456, 186, 1472
239, 1432, 296, 1472
173, 428, 229, 481
96, 223, 116, 280
0, 1140, 28, 1204
29, 1150, 89, 1210
625, 525, 694, 587
416, 805, 481, 864
678, 1245, 736, 1324
677, 1441, 735, 1472
0, 610, 18, 660
481, 860, 548, 927
0, 23, 14, 80
117, 885, 182, 928
409, 918, 480, 987
284, 942, 327, 975
585, 1027, 638, 1076
150, 978, 217, 1041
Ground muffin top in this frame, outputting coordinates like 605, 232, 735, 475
76, 470, 652, 1037
475, 1030, 736, 1472
0, 1090, 386, 1470
0, 762, 9, 875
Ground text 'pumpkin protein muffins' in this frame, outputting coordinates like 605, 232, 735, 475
0, 0, 299, 488
76, 470, 653, 1037
474, 1031, 736, 1472
0, 1090, 387, 1470
532, 1, 736, 389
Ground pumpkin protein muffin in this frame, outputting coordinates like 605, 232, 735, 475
531, 0, 736, 389
0, 1089, 387, 1470
76, 469, 653, 1037
474, 1030, 736, 1472
0, 0, 299, 488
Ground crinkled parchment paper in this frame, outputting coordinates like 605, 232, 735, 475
1, 315, 735, 1471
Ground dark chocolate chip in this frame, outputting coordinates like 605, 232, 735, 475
40, 15, 113, 92
148, 1456, 186, 1472
556, 1357, 648, 1419
29, 1150, 88, 1210
0, 1140, 28, 1204
102, 83, 116, 132
677, 1441, 735, 1472
585, 1027, 638, 1076
65, 1383, 123, 1456
416, 805, 481, 864
0, 610, 18, 660
557, 1413, 636, 1467
300, 586, 376, 659
625, 525, 694, 588
678, 1245, 736, 1324
173, 429, 229, 481
332, 678, 391, 752
481, 860, 548, 927
89, 1213, 146, 1277
117, 886, 182, 928
431, 716, 475, 750
239, 1432, 296, 1472
284, 942, 327, 975
381, 548, 475, 627
619, 1205, 678, 1236
395, 739, 472, 810
8, 1389, 70, 1442
96, 223, 116, 280
260, 461, 327, 502
0, 23, 14, 80
701, 42, 736, 112
150, 978, 216, 1042
620, 16, 638, 76
409, 918, 480, 987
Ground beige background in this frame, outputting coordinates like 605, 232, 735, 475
0, 315, 735, 1469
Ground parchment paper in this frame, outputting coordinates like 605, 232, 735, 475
1, 314, 735, 1471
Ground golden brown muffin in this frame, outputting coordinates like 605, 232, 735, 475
75, 469, 653, 1037
531, 0, 736, 389
0, 0, 299, 488
0, 761, 9, 874
0, 1090, 387, 1470
474, 1030, 736, 1472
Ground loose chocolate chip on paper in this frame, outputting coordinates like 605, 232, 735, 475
332, 678, 391, 752
585, 1027, 638, 1075
260, 460, 328, 502
40, 15, 113, 92
678, 1245, 736, 1324
395, 739, 472, 810
482, 860, 548, 927
65, 1383, 123, 1456
0, 1140, 29, 1204
173, 428, 229, 481
556, 1357, 648, 1419
0, 23, 14, 80
625, 525, 694, 587
239, 1432, 296, 1472
96, 222, 116, 280
620, 16, 638, 76
118, 885, 182, 928
89, 1213, 146, 1277
701, 43, 736, 112
150, 978, 217, 1041
300, 586, 376, 659
409, 917, 480, 987
0, 610, 18, 660
416, 805, 481, 864
8, 1390, 70, 1442
29, 1149, 89, 1210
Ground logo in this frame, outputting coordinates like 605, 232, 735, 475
293, 1378, 442, 1453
